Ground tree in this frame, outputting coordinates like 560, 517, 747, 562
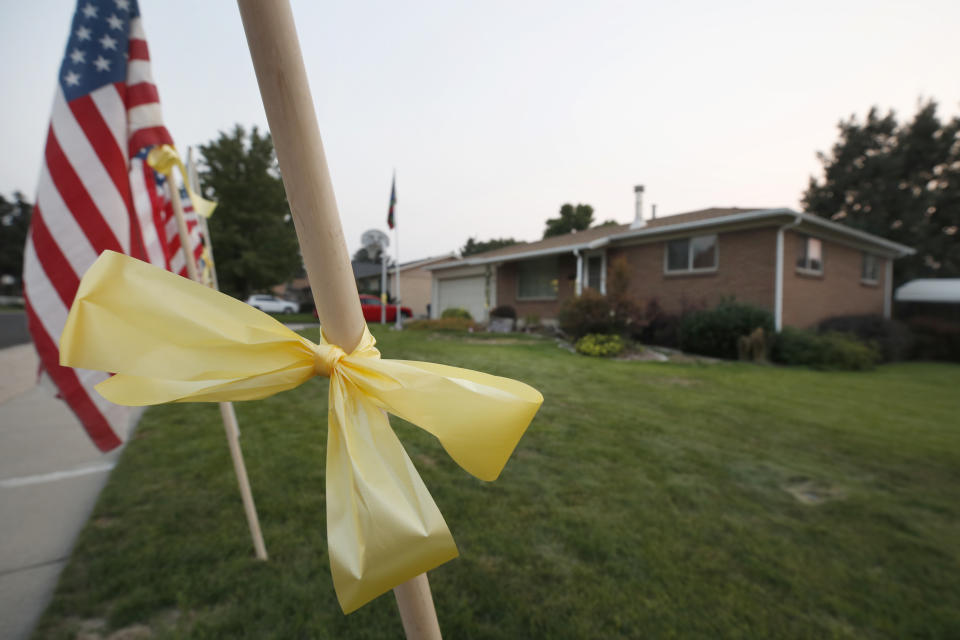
198, 125, 302, 298
352, 246, 393, 265
803, 101, 960, 284
460, 237, 519, 256
0, 192, 33, 294
543, 203, 595, 238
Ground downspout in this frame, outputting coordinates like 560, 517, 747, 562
883, 258, 894, 319
573, 248, 583, 296
775, 214, 802, 331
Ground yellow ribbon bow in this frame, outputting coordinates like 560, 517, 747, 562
147, 145, 218, 219
59, 251, 543, 613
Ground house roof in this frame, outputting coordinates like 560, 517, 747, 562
895, 279, 960, 303
394, 253, 457, 272
430, 206, 914, 270
352, 261, 383, 279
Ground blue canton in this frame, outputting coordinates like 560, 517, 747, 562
58, 0, 141, 101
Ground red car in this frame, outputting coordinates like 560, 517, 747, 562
359, 294, 412, 323
313, 295, 413, 323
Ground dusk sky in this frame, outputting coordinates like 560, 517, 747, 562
2, 0, 958, 263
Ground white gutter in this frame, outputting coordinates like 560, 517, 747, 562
774, 214, 802, 331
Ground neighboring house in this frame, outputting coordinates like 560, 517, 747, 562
353, 260, 385, 295
895, 279, 960, 322
270, 274, 311, 310
428, 191, 914, 329
385, 253, 457, 318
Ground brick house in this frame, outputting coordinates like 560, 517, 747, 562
428, 196, 914, 329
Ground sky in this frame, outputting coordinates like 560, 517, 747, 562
2, 0, 959, 264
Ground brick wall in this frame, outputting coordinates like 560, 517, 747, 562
781, 230, 886, 328
606, 227, 778, 315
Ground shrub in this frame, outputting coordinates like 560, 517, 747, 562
441, 307, 472, 320
575, 333, 625, 357
771, 327, 880, 370
490, 305, 517, 319
906, 316, 960, 362
606, 257, 644, 337
818, 314, 913, 361
523, 313, 541, 329
638, 299, 682, 348
558, 289, 617, 339
678, 301, 774, 359
405, 317, 480, 332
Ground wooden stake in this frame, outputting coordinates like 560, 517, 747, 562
168, 174, 268, 561
236, 0, 442, 634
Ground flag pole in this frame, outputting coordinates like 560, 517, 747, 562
392, 172, 402, 330
237, 0, 442, 635
166, 170, 268, 561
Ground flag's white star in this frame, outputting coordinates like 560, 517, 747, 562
64, 71, 81, 86
70, 48, 86, 64
100, 34, 118, 50
81, 3, 97, 18
115, 0, 130, 10
76, 26, 92, 41
93, 55, 111, 71
106, 14, 123, 30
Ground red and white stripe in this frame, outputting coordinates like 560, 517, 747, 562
24, 16, 193, 452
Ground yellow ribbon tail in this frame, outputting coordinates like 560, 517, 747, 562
327, 376, 458, 613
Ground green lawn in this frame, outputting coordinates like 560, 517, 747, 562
34, 328, 960, 639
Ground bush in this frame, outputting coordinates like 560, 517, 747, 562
906, 316, 960, 362
638, 299, 682, 348
678, 301, 774, 359
818, 314, 913, 362
771, 327, 880, 370
490, 305, 516, 319
575, 333, 625, 357
405, 318, 480, 332
440, 307, 472, 320
558, 289, 617, 339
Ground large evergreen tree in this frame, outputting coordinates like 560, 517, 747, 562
198, 125, 301, 298
803, 102, 960, 284
543, 203, 595, 238
0, 192, 33, 294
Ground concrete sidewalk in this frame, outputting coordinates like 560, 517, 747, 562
0, 345, 134, 640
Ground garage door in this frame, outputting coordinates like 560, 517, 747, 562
437, 275, 486, 321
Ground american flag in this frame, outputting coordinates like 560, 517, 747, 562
23, 0, 200, 452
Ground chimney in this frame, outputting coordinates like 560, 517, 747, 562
651, 204, 657, 219
631, 184, 645, 229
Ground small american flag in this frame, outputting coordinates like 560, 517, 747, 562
23, 0, 199, 451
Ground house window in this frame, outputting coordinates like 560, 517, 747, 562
862, 253, 879, 283
665, 234, 718, 273
796, 236, 823, 273
586, 255, 604, 292
517, 257, 558, 299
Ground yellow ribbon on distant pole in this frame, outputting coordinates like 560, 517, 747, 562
59, 251, 543, 613
147, 145, 218, 219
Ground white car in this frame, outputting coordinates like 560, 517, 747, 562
245, 294, 299, 314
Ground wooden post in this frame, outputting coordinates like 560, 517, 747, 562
236, 0, 442, 635
168, 173, 269, 561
